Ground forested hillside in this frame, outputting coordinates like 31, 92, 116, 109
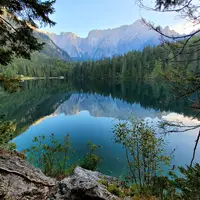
70, 38, 199, 80
0, 55, 72, 78
0, 30, 71, 78
1, 36, 199, 79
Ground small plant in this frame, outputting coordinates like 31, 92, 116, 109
98, 178, 109, 186
99, 178, 133, 198
7, 142, 16, 151
132, 196, 157, 200
0, 121, 16, 150
64, 164, 78, 176
107, 184, 124, 197
81, 141, 101, 171
26, 133, 72, 177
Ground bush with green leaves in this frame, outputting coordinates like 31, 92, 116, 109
80, 141, 101, 171
169, 164, 200, 200
113, 118, 173, 197
26, 133, 72, 177
26, 135, 102, 177
107, 184, 125, 197
150, 164, 200, 199
0, 120, 16, 149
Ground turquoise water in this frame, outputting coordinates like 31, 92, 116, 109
3, 79, 199, 177
12, 111, 127, 177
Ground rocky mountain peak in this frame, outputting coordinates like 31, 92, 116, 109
46, 19, 179, 60
132, 19, 144, 26
60, 32, 78, 38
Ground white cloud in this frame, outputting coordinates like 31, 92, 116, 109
171, 21, 200, 34
162, 113, 200, 126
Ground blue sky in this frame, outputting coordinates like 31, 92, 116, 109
42, 0, 184, 37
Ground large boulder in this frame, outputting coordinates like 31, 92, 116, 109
0, 151, 55, 200
0, 151, 120, 200
49, 166, 119, 200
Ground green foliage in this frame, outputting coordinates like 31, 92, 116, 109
99, 179, 128, 198
66, 43, 193, 80
0, 120, 16, 149
141, 164, 200, 199
0, 54, 72, 78
171, 164, 200, 200
80, 141, 101, 171
107, 184, 125, 197
0, 0, 55, 65
27, 133, 72, 177
98, 179, 155, 198
64, 163, 78, 176
1, 35, 199, 83
7, 142, 16, 151
98, 178, 109, 186
150, 60, 163, 78
0, 79, 22, 93
25, 137, 101, 177
151, 176, 177, 199
113, 118, 172, 197
113, 118, 200, 199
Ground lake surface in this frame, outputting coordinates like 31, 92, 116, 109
1, 79, 199, 177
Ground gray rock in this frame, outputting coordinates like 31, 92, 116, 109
0, 151, 56, 200
49, 166, 119, 200
0, 152, 120, 200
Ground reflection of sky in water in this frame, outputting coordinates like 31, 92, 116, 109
145, 113, 200, 167
12, 93, 200, 177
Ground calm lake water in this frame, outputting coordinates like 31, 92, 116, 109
1, 79, 199, 177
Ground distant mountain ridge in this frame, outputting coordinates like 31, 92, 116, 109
46, 19, 179, 60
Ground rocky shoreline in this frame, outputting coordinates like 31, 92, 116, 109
0, 151, 121, 200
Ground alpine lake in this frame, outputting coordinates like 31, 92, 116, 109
1, 78, 200, 178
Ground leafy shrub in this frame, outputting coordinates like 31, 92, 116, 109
26, 133, 72, 177
107, 184, 124, 197
113, 118, 173, 198
171, 164, 200, 200
80, 141, 101, 171
98, 178, 109, 186
0, 121, 16, 149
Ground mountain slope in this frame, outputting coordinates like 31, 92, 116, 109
35, 31, 71, 61
0, 31, 71, 77
47, 19, 179, 60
